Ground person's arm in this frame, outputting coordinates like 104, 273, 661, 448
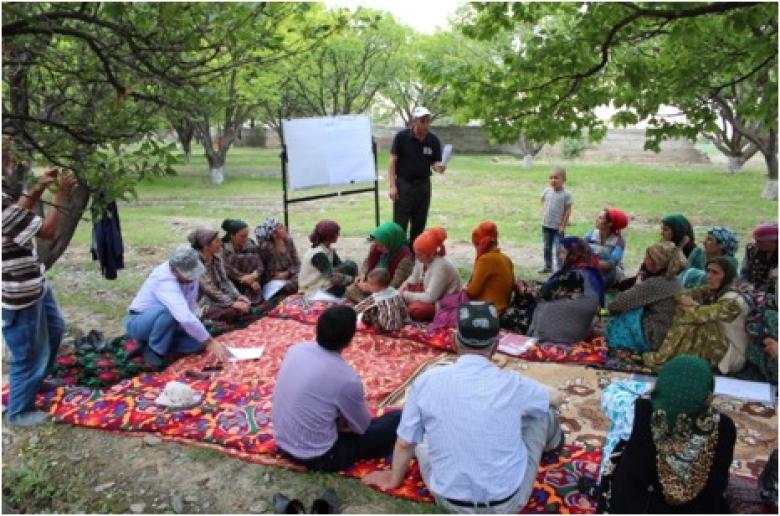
361, 438, 416, 490
677, 295, 743, 325
560, 201, 572, 234
337, 377, 371, 434
405, 259, 452, 304
155, 279, 212, 342
311, 252, 334, 278
389, 254, 414, 289
465, 255, 491, 299
287, 239, 301, 276
26, 170, 77, 240
608, 278, 668, 313
199, 263, 236, 307
387, 153, 399, 201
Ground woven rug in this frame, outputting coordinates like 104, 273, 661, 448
267, 294, 607, 365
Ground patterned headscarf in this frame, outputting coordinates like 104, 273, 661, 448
560, 236, 600, 270
661, 213, 695, 248
255, 218, 282, 242
605, 208, 629, 235
706, 226, 739, 257
649, 355, 719, 505
471, 221, 498, 266
413, 227, 447, 257
309, 219, 340, 248
369, 222, 408, 267
646, 241, 687, 278
753, 222, 778, 242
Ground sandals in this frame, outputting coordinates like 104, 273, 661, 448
271, 489, 339, 514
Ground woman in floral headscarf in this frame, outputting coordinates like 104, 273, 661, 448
584, 207, 629, 287
345, 222, 414, 303
525, 236, 604, 343
597, 354, 736, 513
644, 256, 750, 374
255, 218, 300, 297
681, 225, 739, 289
740, 221, 778, 294
607, 242, 687, 352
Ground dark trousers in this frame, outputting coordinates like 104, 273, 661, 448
296, 411, 401, 472
542, 226, 563, 269
394, 177, 431, 245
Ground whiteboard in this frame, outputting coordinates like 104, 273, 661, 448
282, 115, 376, 190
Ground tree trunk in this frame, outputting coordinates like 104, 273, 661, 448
727, 155, 744, 174
206, 151, 226, 185
37, 184, 92, 269
760, 129, 777, 200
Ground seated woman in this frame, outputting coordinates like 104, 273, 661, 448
188, 229, 251, 322
345, 222, 414, 303
643, 256, 750, 374
597, 355, 736, 513
526, 237, 604, 343
464, 221, 514, 314
744, 291, 778, 384
399, 227, 461, 322
255, 218, 300, 298
661, 213, 704, 269
741, 221, 778, 294
606, 242, 686, 353
584, 207, 629, 288
220, 219, 263, 305
680, 226, 738, 288
298, 220, 358, 299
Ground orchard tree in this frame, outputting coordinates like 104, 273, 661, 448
455, 2, 777, 196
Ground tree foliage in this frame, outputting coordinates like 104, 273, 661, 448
454, 2, 777, 181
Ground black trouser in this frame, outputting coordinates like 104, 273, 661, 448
394, 177, 431, 245
288, 411, 401, 472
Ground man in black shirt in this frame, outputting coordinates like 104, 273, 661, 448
388, 106, 445, 245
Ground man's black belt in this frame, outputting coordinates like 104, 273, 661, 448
397, 176, 430, 184
444, 489, 517, 508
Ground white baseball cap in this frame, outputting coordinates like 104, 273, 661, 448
412, 106, 432, 119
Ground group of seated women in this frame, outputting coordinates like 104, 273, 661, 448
185, 210, 777, 383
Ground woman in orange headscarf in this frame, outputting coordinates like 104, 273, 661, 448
464, 221, 515, 314
584, 207, 629, 288
400, 227, 462, 321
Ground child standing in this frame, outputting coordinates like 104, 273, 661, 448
354, 268, 409, 332
540, 167, 573, 273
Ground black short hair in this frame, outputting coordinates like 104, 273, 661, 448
316, 305, 357, 351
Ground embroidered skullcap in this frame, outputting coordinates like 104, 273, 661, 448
456, 301, 499, 348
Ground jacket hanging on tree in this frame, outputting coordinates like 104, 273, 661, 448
91, 201, 125, 280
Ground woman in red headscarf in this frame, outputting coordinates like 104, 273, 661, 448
584, 207, 629, 288
399, 227, 462, 321
464, 221, 515, 314
297, 220, 358, 298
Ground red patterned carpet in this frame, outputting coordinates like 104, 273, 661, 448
3, 316, 602, 512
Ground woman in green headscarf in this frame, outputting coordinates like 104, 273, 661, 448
643, 256, 750, 374
598, 355, 736, 513
660, 213, 704, 269
345, 222, 414, 303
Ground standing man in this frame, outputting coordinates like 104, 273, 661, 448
2, 139, 76, 427
388, 106, 445, 245
362, 301, 564, 513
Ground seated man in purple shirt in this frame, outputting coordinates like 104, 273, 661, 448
124, 246, 228, 367
272, 305, 401, 471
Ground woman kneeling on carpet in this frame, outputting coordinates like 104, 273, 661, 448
525, 237, 604, 343
346, 222, 414, 303
606, 241, 686, 353
298, 219, 358, 299
189, 228, 251, 322
597, 354, 736, 513
643, 256, 750, 374
399, 227, 461, 322
256, 218, 300, 298
125, 246, 229, 367
220, 218, 264, 305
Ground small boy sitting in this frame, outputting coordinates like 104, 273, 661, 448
354, 268, 409, 332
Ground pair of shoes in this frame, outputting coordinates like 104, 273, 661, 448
74, 330, 108, 353
537, 267, 553, 274
272, 493, 306, 514
4, 409, 50, 428
39, 378, 64, 392
142, 346, 164, 369
272, 489, 339, 514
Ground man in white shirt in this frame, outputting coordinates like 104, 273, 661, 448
125, 246, 228, 366
363, 301, 564, 513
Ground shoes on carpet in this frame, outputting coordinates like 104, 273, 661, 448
311, 488, 339, 514
4, 409, 51, 428
142, 346, 164, 369
272, 492, 306, 514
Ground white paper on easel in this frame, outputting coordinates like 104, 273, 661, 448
226, 346, 265, 362
441, 144, 453, 165
262, 279, 287, 300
